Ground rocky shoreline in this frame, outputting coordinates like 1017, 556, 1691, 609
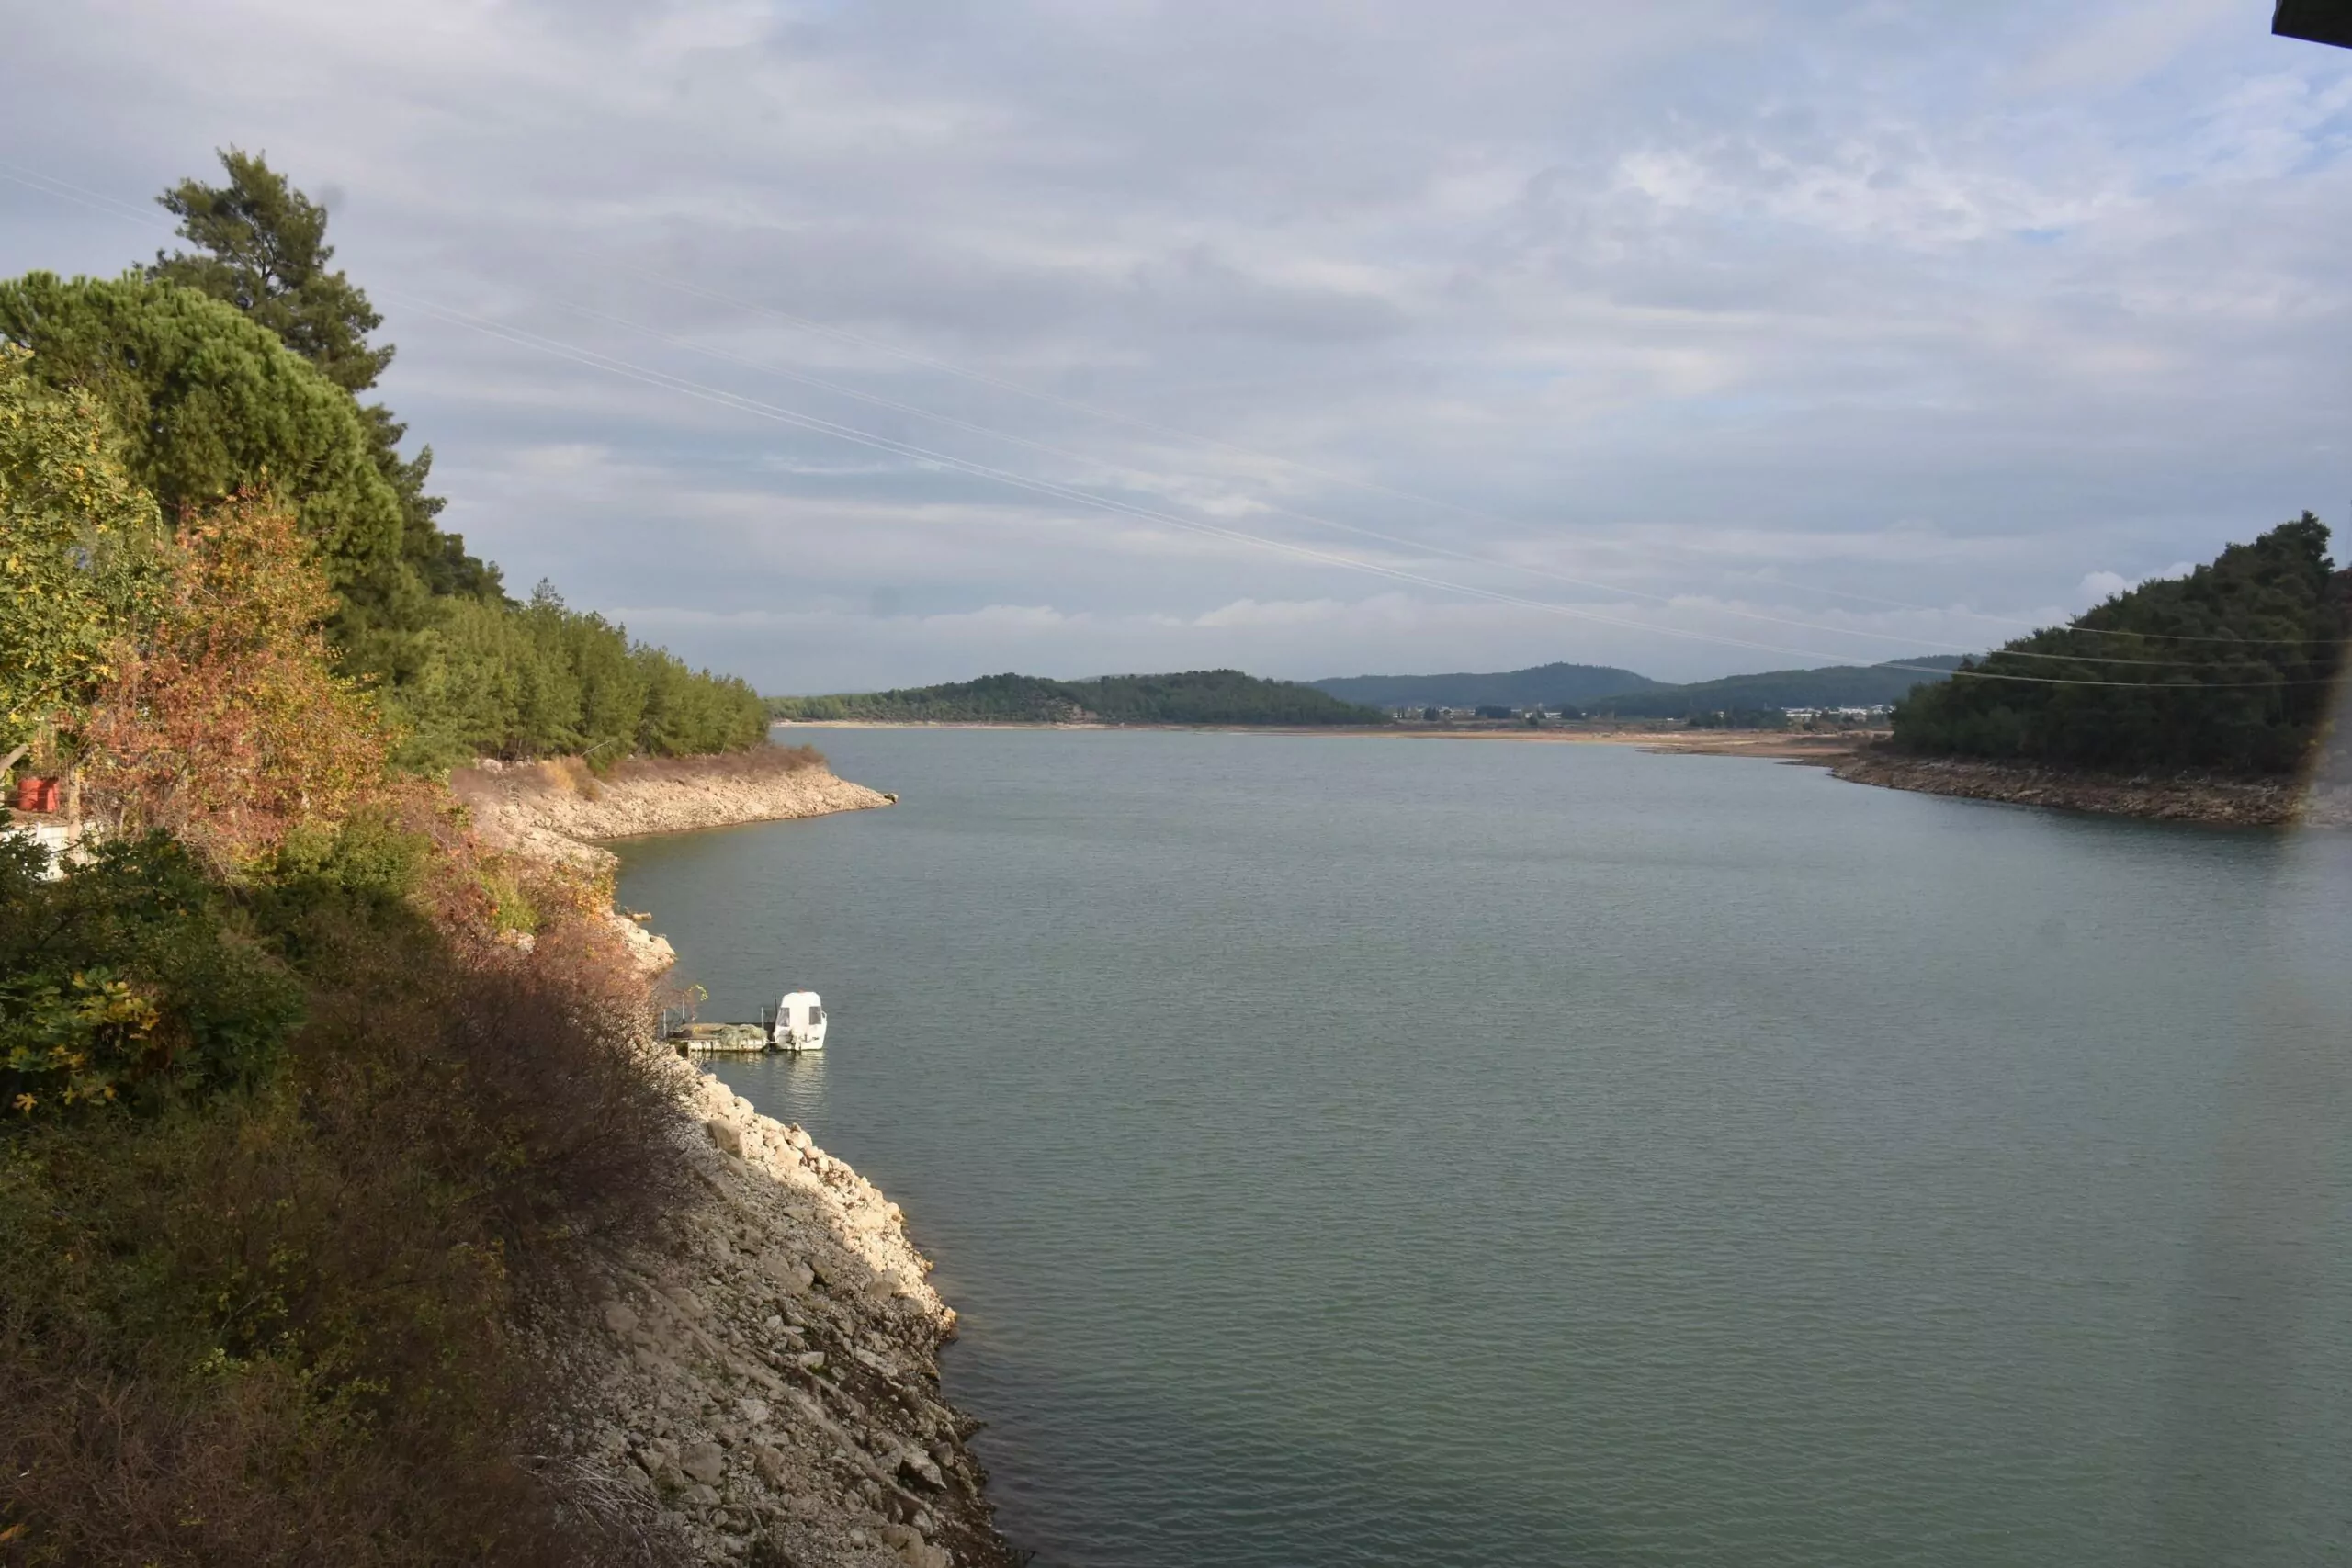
453, 753, 893, 874
537, 1062, 1020, 1568
1829, 748, 2352, 828
472, 753, 1013, 1566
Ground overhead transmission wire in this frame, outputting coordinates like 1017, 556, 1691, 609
629, 267, 2342, 650
0, 159, 2332, 686
1, 157, 2324, 660
386, 295, 2335, 691
550, 293, 2293, 671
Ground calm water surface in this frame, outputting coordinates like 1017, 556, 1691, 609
615, 730, 2352, 1567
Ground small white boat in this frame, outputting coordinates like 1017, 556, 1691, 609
765, 990, 828, 1053
666, 990, 829, 1054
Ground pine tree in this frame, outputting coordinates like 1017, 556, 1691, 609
150, 150, 502, 600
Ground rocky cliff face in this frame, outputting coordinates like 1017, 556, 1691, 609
539, 1058, 1019, 1568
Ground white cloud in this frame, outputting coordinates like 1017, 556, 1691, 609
3, 0, 2346, 691
2076, 560, 2199, 606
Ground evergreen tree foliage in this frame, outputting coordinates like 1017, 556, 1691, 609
151, 151, 392, 396
0, 272, 420, 668
399, 584, 764, 765
1, 154, 767, 767
1892, 514, 2348, 774
151, 149, 503, 601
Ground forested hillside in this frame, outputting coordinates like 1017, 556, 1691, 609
1585, 658, 1963, 718
0, 152, 763, 769
1893, 516, 2348, 774
1309, 657, 1959, 715
772, 669, 1386, 726
1309, 661, 1656, 710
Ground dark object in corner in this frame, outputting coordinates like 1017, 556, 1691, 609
2276, 0, 2352, 48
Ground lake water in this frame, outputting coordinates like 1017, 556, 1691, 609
614, 729, 2352, 1567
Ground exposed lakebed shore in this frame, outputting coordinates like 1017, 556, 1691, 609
781, 716, 2352, 829
455, 753, 893, 870
1632, 731, 2351, 828
1826, 747, 2352, 829
471, 753, 1016, 1567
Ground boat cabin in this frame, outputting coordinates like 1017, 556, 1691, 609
767, 990, 828, 1052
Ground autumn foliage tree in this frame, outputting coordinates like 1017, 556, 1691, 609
81, 494, 390, 866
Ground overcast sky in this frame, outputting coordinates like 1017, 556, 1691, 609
5, 0, 2349, 689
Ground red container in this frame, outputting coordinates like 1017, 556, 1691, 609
13, 777, 58, 814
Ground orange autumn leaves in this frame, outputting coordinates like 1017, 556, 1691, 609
83, 494, 390, 866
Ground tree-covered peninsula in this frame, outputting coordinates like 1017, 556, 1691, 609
771, 669, 1388, 726
1891, 514, 2350, 775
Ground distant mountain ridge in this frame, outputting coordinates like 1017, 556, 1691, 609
1309, 656, 1965, 715
1308, 662, 1658, 710
1584, 657, 1966, 718
768, 669, 1385, 727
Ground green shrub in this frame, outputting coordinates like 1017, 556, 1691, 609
0, 831, 303, 1119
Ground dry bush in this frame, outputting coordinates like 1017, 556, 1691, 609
1, 1328, 422, 1568
292, 911, 687, 1269
601, 741, 827, 784
537, 756, 602, 798
0, 815, 687, 1565
8, 481, 703, 1562
0, 1087, 664, 1568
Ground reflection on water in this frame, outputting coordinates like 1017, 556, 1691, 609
2148, 743, 2352, 1564
619, 728, 2352, 1568
710, 1048, 830, 1128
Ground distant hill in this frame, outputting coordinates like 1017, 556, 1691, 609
1586, 657, 1965, 718
1309, 657, 1962, 715
768, 669, 1386, 727
1309, 661, 1659, 710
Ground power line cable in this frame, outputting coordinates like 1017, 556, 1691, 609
551, 293, 2312, 670
387, 294, 2339, 691
3, 160, 2335, 683
628, 266, 2344, 649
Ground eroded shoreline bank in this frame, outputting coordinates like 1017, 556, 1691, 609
1826, 749, 2352, 829
478, 754, 1014, 1567
455, 753, 893, 873
537, 1060, 1018, 1568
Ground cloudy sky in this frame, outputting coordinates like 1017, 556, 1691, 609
4, 1, 2349, 690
